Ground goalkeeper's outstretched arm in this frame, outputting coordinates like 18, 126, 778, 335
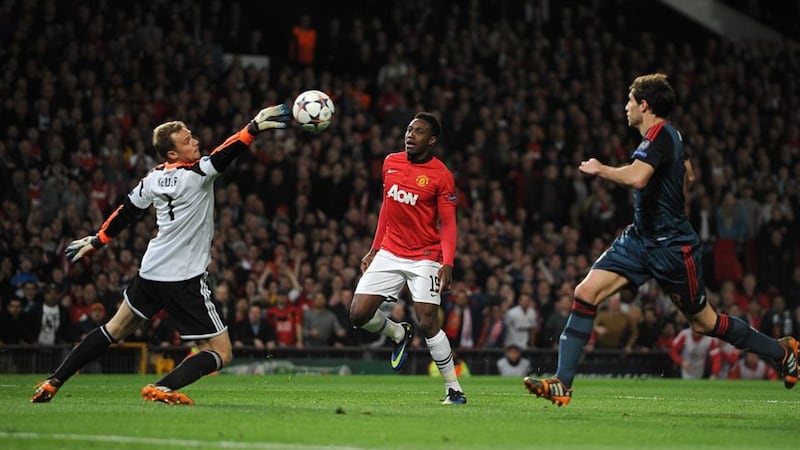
65, 196, 148, 263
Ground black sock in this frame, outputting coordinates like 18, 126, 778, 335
155, 350, 222, 391
711, 313, 784, 361
51, 326, 116, 386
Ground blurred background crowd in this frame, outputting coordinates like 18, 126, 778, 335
1, 0, 799, 378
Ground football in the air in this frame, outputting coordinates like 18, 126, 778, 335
292, 90, 335, 133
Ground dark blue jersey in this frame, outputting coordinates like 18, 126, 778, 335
630, 122, 696, 245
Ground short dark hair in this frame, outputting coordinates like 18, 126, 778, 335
414, 112, 441, 137
629, 73, 676, 119
152, 121, 187, 159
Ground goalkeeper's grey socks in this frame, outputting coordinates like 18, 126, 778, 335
50, 325, 116, 385
155, 350, 222, 391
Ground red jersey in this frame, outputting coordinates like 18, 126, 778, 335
372, 152, 457, 265
266, 304, 302, 346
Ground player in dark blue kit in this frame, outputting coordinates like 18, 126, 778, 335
524, 73, 799, 406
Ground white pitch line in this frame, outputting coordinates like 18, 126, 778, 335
0, 431, 367, 450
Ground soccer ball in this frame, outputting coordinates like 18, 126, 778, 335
292, 90, 335, 133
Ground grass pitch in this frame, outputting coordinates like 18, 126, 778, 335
1, 374, 797, 449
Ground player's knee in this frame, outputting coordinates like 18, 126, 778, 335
573, 284, 599, 304
688, 317, 716, 335
217, 348, 233, 366
105, 316, 139, 340
349, 307, 368, 328
418, 320, 439, 339
206, 337, 233, 366
415, 310, 439, 338
348, 294, 376, 327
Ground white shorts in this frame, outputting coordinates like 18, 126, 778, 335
355, 250, 442, 305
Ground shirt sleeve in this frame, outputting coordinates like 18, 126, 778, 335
438, 169, 458, 266
96, 178, 151, 244
632, 129, 673, 169
207, 127, 256, 173
370, 157, 391, 250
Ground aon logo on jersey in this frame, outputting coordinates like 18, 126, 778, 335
387, 184, 418, 205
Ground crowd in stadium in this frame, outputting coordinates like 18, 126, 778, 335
1, 0, 799, 377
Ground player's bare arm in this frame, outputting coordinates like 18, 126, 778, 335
684, 158, 695, 189
579, 158, 654, 190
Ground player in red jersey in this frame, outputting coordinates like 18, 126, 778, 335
350, 112, 465, 404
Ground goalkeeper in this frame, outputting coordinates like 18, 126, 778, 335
31, 105, 291, 405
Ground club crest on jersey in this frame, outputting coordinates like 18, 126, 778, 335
632, 140, 650, 159
416, 174, 429, 187
387, 184, 418, 205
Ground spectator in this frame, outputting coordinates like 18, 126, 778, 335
540, 293, 570, 349
0, 298, 34, 344
669, 328, 716, 380
77, 303, 108, 340
10, 260, 38, 298
718, 280, 740, 314
760, 295, 795, 339
593, 294, 637, 352
715, 191, 747, 242
69, 282, 98, 324
329, 287, 367, 346
443, 288, 481, 349
496, 344, 533, 377
289, 15, 317, 67
213, 281, 236, 326
94, 272, 119, 317
503, 292, 539, 349
39, 162, 69, 223
633, 306, 661, 351
709, 340, 739, 380
302, 292, 346, 347
735, 273, 771, 311
757, 228, 795, 291
689, 192, 716, 247
475, 303, 506, 349
30, 284, 74, 345
18, 280, 42, 313
782, 266, 800, 304
266, 289, 304, 348
232, 304, 276, 350
0, 297, 33, 372
0, 257, 14, 305
742, 299, 763, 330
730, 352, 778, 381
655, 320, 677, 352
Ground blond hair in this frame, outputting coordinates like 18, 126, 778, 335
152, 121, 187, 159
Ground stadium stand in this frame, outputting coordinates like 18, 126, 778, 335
0, 0, 798, 375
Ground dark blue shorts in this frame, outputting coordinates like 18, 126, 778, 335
593, 226, 706, 314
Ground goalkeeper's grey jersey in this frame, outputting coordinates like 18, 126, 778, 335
128, 156, 220, 281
